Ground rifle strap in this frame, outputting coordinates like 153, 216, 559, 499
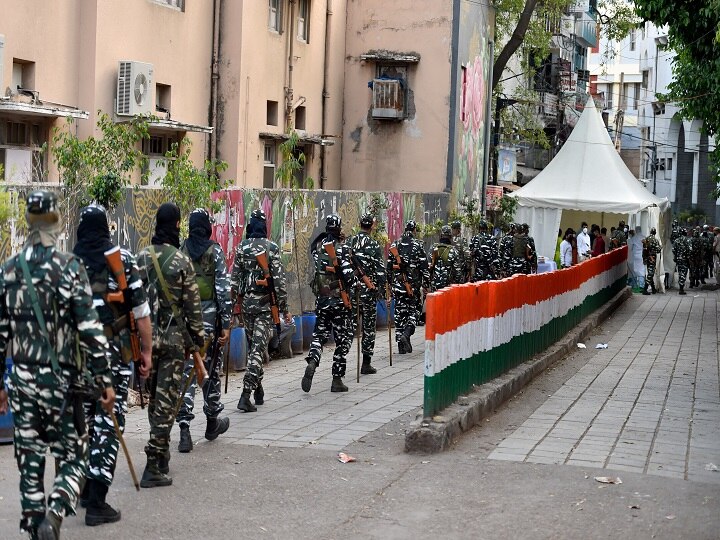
18, 251, 62, 375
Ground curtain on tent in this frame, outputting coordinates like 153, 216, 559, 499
515, 206, 562, 260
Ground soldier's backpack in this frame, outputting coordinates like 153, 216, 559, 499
182, 244, 216, 301
512, 235, 531, 260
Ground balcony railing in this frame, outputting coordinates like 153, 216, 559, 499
575, 14, 598, 48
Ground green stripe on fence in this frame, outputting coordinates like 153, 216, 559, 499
423, 276, 626, 417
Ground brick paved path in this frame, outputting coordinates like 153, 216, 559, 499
489, 291, 720, 484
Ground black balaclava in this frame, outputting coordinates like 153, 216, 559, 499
152, 203, 181, 248
246, 216, 268, 239
185, 209, 214, 261
73, 205, 113, 274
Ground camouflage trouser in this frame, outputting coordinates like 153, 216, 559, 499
509, 258, 530, 275
145, 326, 184, 465
306, 301, 353, 377
85, 344, 131, 486
394, 292, 421, 340
352, 290, 377, 356
689, 263, 702, 283
9, 365, 88, 535
177, 330, 225, 427
646, 261, 657, 281
243, 312, 273, 391
677, 263, 688, 287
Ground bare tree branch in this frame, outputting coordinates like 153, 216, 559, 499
492, 0, 539, 90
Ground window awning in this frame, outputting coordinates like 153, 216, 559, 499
259, 131, 335, 146
147, 118, 213, 134
0, 98, 89, 119
360, 50, 421, 64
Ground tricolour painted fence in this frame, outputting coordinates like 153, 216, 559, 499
423, 247, 628, 417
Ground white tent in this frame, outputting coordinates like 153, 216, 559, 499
509, 97, 670, 286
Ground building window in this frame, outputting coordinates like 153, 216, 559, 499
266, 100, 279, 126
641, 70, 649, 89
12, 59, 35, 92
156, 83, 171, 116
297, 0, 309, 42
263, 143, 276, 189
629, 29, 636, 52
666, 157, 673, 171
295, 105, 306, 130
269, 0, 283, 33
152, 0, 184, 11
633, 83, 640, 109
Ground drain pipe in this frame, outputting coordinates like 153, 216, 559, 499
286, 0, 296, 130
319, 0, 333, 188
209, 0, 221, 162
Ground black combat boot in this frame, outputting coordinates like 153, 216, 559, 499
37, 511, 61, 540
237, 390, 257, 412
140, 458, 172, 488
679, 285, 687, 295
642, 281, 650, 295
205, 416, 230, 441
178, 425, 193, 453
79, 479, 90, 508
650, 281, 657, 294
254, 385, 265, 405
158, 452, 170, 474
301, 361, 316, 393
403, 328, 413, 353
360, 354, 377, 374
397, 335, 409, 354
331, 376, 348, 392
85, 479, 121, 526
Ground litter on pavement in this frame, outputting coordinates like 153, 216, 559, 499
577, 343, 587, 349
595, 343, 608, 349
338, 453, 356, 463
594, 476, 622, 484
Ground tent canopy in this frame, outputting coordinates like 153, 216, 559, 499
509, 98, 669, 214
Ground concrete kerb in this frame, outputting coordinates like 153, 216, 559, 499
404, 286, 633, 453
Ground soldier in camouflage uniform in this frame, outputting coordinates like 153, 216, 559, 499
470, 219, 500, 281
429, 226, 463, 292
387, 221, 430, 354
348, 213, 386, 375
642, 227, 662, 295
509, 223, 537, 275
0, 191, 115, 540
670, 220, 681, 244
610, 220, 628, 250
231, 209, 289, 410
451, 221, 472, 282
73, 205, 153, 526
499, 223, 517, 277
302, 214, 357, 393
688, 228, 704, 288
137, 203, 205, 488
177, 208, 231, 451
672, 227, 690, 295
701, 225, 713, 281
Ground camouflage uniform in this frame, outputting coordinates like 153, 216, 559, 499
672, 231, 690, 294
177, 242, 231, 428
509, 227, 537, 275
451, 222, 471, 282
387, 222, 430, 354
470, 224, 500, 281
302, 214, 358, 393
137, 207, 204, 486
498, 224, 517, 276
610, 225, 627, 250
348, 218, 386, 371
642, 231, 661, 294
701, 230, 713, 280
429, 229, 463, 292
688, 229, 704, 287
230, 210, 288, 409
0, 191, 113, 538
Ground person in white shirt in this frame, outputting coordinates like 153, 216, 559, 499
560, 230, 574, 268
576, 221, 591, 262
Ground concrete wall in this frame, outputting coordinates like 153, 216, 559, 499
341, 0, 453, 193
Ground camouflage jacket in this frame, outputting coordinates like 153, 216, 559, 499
688, 236, 704, 264
182, 242, 232, 331
429, 242, 463, 292
499, 234, 514, 271
137, 244, 205, 349
611, 229, 627, 249
230, 237, 288, 315
387, 232, 430, 296
470, 232, 500, 280
672, 236, 689, 264
452, 236, 472, 282
310, 237, 357, 308
642, 235, 661, 264
0, 244, 112, 391
348, 231, 386, 293
670, 227, 681, 244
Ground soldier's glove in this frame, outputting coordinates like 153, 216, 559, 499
0, 389, 7, 415
100, 387, 116, 415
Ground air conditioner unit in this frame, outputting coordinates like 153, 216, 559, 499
371, 79, 405, 120
116, 61, 154, 116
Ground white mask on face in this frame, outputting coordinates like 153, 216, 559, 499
624, 227, 629, 233
583, 227, 588, 234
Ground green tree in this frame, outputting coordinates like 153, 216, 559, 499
633, 0, 720, 188
53, 111, 150, 211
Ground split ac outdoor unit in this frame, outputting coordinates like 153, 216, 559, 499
116, 61, 154, 116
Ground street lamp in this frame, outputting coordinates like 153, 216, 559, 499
651, 35, 668, 195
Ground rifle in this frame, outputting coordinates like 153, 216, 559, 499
255, 250, 282, 334
205, 315, 225, 389
429, 248, 438, 283
350, 253, 376, 290
389, 245, 413, 297
323, 241, 352, 309
104, 247, 145, 409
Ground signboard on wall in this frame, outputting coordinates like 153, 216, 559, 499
497, 147, 517, 184
486, 185, 503, 210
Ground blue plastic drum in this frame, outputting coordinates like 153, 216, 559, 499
228, 327, 248, 371
0, 358, 13, 444
301, 312, 316, 350
291, 316, 304, 354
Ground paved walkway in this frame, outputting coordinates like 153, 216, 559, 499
123, 326, 425, 451
489, 289, 720, 484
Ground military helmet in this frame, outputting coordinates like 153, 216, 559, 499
440, 225, 452, 238
451, 220, 461, 230
326, 214, 342, 230
479, 219, 488, 230
650, 227, 656, 235
508, 222, 517, 232
251, 209, 266, 221
191, 207, 215, 223
26, 190, 58, 215
405, 220, 417, 232
692, 228, 700, 237
703, 224, 709, 230
360, 212, 375, 228
672, 219, 678, 226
